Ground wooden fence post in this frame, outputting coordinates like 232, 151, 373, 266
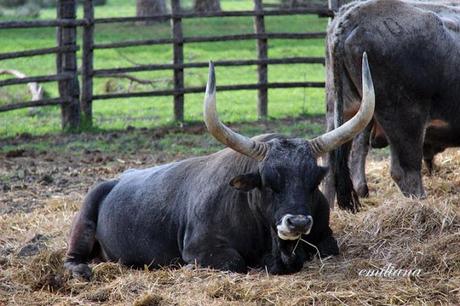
81, 0, 94, 127
57, 0, 80, 131
328, 0, 339, 13
253, 0, 268, 119
171, 0, 184, 122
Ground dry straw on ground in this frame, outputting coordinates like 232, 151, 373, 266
1, 150, 459, 305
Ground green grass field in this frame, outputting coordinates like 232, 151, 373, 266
0, 0, 328, 138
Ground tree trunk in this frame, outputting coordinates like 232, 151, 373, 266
136, 0, 167, 24
193, 0, 221, 13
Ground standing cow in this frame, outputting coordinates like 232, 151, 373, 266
65, 55, 375, 279
324, 0, 460, 211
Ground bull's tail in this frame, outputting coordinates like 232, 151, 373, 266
330, 19, 360, 213
64, 180, 118, 279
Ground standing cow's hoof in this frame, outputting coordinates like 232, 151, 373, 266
391, 169, 426, 199
355, 184, 369, 198
64, 261, 92, 281
424, 158, 434, 176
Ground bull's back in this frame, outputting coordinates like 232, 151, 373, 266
90, 137, 275, 267
95, 162, 189, 267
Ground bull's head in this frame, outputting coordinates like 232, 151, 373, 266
204, 53, 374, 241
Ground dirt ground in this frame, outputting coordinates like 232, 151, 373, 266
0, 122, 459, 305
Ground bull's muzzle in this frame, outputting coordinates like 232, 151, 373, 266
277, 214, 313, 240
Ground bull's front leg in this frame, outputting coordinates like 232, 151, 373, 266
262, 232, 308, 275
303, 232, 339, 259
305, 191, 339, 258
182, 239, 247, 273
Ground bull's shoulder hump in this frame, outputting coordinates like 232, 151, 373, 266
121, 162, 174, 175
119, 161, 182, 182
118, 155, 210, 181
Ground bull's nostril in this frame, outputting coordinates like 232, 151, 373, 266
297, 220, 307, 228
286, 217, 294, 228
286, 215, 310, 232
277, 215, 314, 240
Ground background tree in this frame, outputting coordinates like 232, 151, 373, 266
281, 0, 353, 8
136, 0, 167, 16
193, 0, 221, 13
0, 0, 107, 9
281, 0, 322, 8
0, 0, 26, 7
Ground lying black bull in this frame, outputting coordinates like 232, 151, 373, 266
65, 55, 375, 278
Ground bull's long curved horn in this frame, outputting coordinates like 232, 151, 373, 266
310, 52, 375, 156
204, 62, 267, 160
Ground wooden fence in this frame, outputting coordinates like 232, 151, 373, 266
0, 0, 335, 131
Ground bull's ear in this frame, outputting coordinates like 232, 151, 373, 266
230, 173, 261, 192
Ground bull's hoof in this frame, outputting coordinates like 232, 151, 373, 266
318, 236, 339, 258
183, 263, 197, 270
64, 261, 92, 281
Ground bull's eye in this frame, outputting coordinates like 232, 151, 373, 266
261, 174, 281, 194
263, 178, 280, 193
268, 185, 280, 194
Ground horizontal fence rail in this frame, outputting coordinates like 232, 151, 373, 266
0, 0, 332, 130
0, 97, 68, 112
0, 8, 333, 29
0, 18, 86, 29
0, 46, 79, 61
93, 8, 333, 24
0, 73, 73, 87
92, 82, 325, 100
93, 32, 326, 49
92, 57, 326, 76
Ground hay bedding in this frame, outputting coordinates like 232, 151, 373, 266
0, 150, 459, 305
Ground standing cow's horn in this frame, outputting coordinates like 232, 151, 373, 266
310, 52, 375, 156
204, 62, 267, 160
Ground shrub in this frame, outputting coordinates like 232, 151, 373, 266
0, 0, 27, 8
0, 0, 107, 9
40, 0, 107, 8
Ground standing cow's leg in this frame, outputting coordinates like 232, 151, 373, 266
423, 144, 436, 175
349, 123, 372, 197
376, 110, 427, 198
64, 180, 117, 280
323, 33, 363, 210
323, 99, 337, 208
423, 143, 446, 175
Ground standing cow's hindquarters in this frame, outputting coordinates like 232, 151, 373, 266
324, 0, 460, 209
